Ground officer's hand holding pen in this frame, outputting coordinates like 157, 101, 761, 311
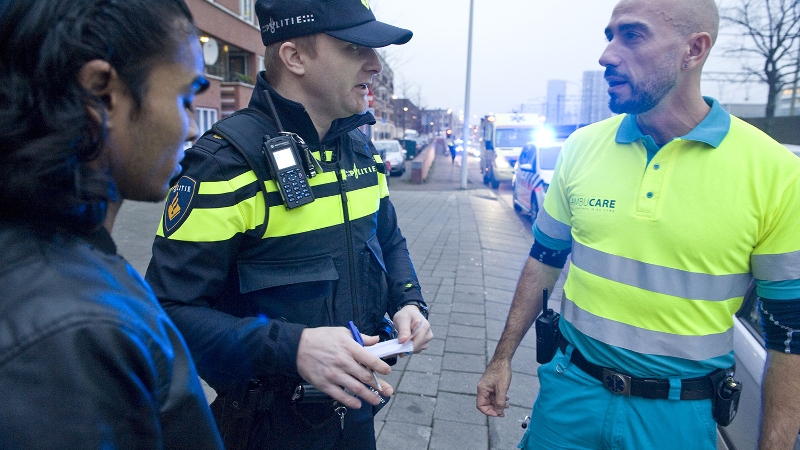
393, 304, 434, 354
295, 326, 393, 410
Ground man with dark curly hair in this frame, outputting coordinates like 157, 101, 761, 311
0, 0, 222, 448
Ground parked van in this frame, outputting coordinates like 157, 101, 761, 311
511, 139, 564, 219
479, 113, 542, 189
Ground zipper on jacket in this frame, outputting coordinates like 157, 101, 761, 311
335, 164, 359, 322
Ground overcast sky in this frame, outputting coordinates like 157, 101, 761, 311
370, 0, 767, 123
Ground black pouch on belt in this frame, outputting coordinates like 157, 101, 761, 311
709, 369, 743, 427
535, 288, 561, 364
210, 379, 273, 450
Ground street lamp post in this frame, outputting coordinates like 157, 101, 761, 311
460, 0, 475, 189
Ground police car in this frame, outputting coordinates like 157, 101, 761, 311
511, 137, 564, 220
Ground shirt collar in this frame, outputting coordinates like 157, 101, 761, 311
615, 96, 731, 148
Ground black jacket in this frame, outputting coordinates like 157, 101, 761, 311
145, 74, 425, 391
0, 221, 222, 450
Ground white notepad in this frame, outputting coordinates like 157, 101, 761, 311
366, 338, 414, 359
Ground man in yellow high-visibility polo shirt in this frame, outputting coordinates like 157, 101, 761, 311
477, 0, 800, 449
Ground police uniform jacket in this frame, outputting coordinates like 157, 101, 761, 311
145, 74, 425, 391
0, 221, 222, 449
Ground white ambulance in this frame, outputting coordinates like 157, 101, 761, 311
479, 113, 542, 188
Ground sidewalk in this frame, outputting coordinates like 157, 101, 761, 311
375, 149, 565, 449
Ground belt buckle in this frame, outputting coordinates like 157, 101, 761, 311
601, 368, 632, 396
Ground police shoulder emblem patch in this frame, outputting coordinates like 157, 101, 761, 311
163, 176, 197, 236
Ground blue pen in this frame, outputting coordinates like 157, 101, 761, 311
347, 321, 382, 391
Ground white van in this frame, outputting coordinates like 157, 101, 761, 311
511, 139, 564, 219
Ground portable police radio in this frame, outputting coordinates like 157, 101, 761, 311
261, 90, 320, 209
535, 288, 561, 364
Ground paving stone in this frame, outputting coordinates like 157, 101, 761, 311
484, 287, 514, 304
510, 345, 539, 376
383, 392, 436, 426
433, 392, 486, 425
442, 352, 487, 374
483, 275, 520, 292
427, 312, 450, 327
398, 371, 440, 397
450, 302, 484, 314
506, 372, 540, 409
488, 405, 530, 450
445, 336, 486, 356
375, 420, 431, 450
429, 302, 452, 315
484, 300, 511, 321
428, 419, 488, 450
448, 312, 484, 327
438, 370, 482, 395
485, 318, 505, 341
407, 353, 443, 374
423, 338, 445, 356
447, 324, 484, 339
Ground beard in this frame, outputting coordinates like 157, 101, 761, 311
606, 61, 678, 115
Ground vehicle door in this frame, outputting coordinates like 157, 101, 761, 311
514, 144, 537, 212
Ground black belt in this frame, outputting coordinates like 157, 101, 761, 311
558, 339, 717, 400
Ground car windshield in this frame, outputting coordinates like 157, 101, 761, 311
495, 127, 535, 147
374, 142, 401, 153
538, 146, 562, 170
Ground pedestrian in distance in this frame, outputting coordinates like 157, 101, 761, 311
0, 0, 222, 448
144, 0, 434, 449
477, 0, 800, 449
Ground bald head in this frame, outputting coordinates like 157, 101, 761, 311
614, 0, 719, 44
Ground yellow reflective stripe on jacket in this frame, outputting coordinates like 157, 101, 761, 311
263, 173, 382, 238
157, 191, 266, 241
199, 171, 258, 195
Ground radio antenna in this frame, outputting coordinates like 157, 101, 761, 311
263, 90, 285, 133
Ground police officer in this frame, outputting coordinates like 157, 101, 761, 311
144, 0, 433, 449
477, 0, 800, 449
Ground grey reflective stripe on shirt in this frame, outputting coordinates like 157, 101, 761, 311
752, 250, 800, 281
572, 242, 751, 301
536, 209, 572, 241
562, 296, 734, 360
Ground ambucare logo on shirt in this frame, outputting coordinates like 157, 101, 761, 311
570, 196, 617, 212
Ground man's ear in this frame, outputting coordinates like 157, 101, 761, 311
683, 32, 713, 71
278, 42, 306, 76
77, 60, 119, 126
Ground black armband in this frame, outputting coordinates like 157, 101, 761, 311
529, 240, 571, 269
760, 297, 800, 354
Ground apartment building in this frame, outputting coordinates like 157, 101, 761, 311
185, 0, 262, 134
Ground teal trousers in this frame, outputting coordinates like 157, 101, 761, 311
519, 348, 718, 450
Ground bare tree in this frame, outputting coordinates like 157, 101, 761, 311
721, 0, 800, 131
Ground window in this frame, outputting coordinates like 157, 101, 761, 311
539, 145, 562, 170
257, 55, 265, 73
240, 0, 255, 24
196, 107, 218, 136
495, 127, 536, 147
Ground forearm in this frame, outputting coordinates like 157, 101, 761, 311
490, 256, 562, 364
163, 301, 305, 386
759, 350, 800, 450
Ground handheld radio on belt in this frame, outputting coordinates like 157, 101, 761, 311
261, 90, 321, 209
535, 288, 561, 364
